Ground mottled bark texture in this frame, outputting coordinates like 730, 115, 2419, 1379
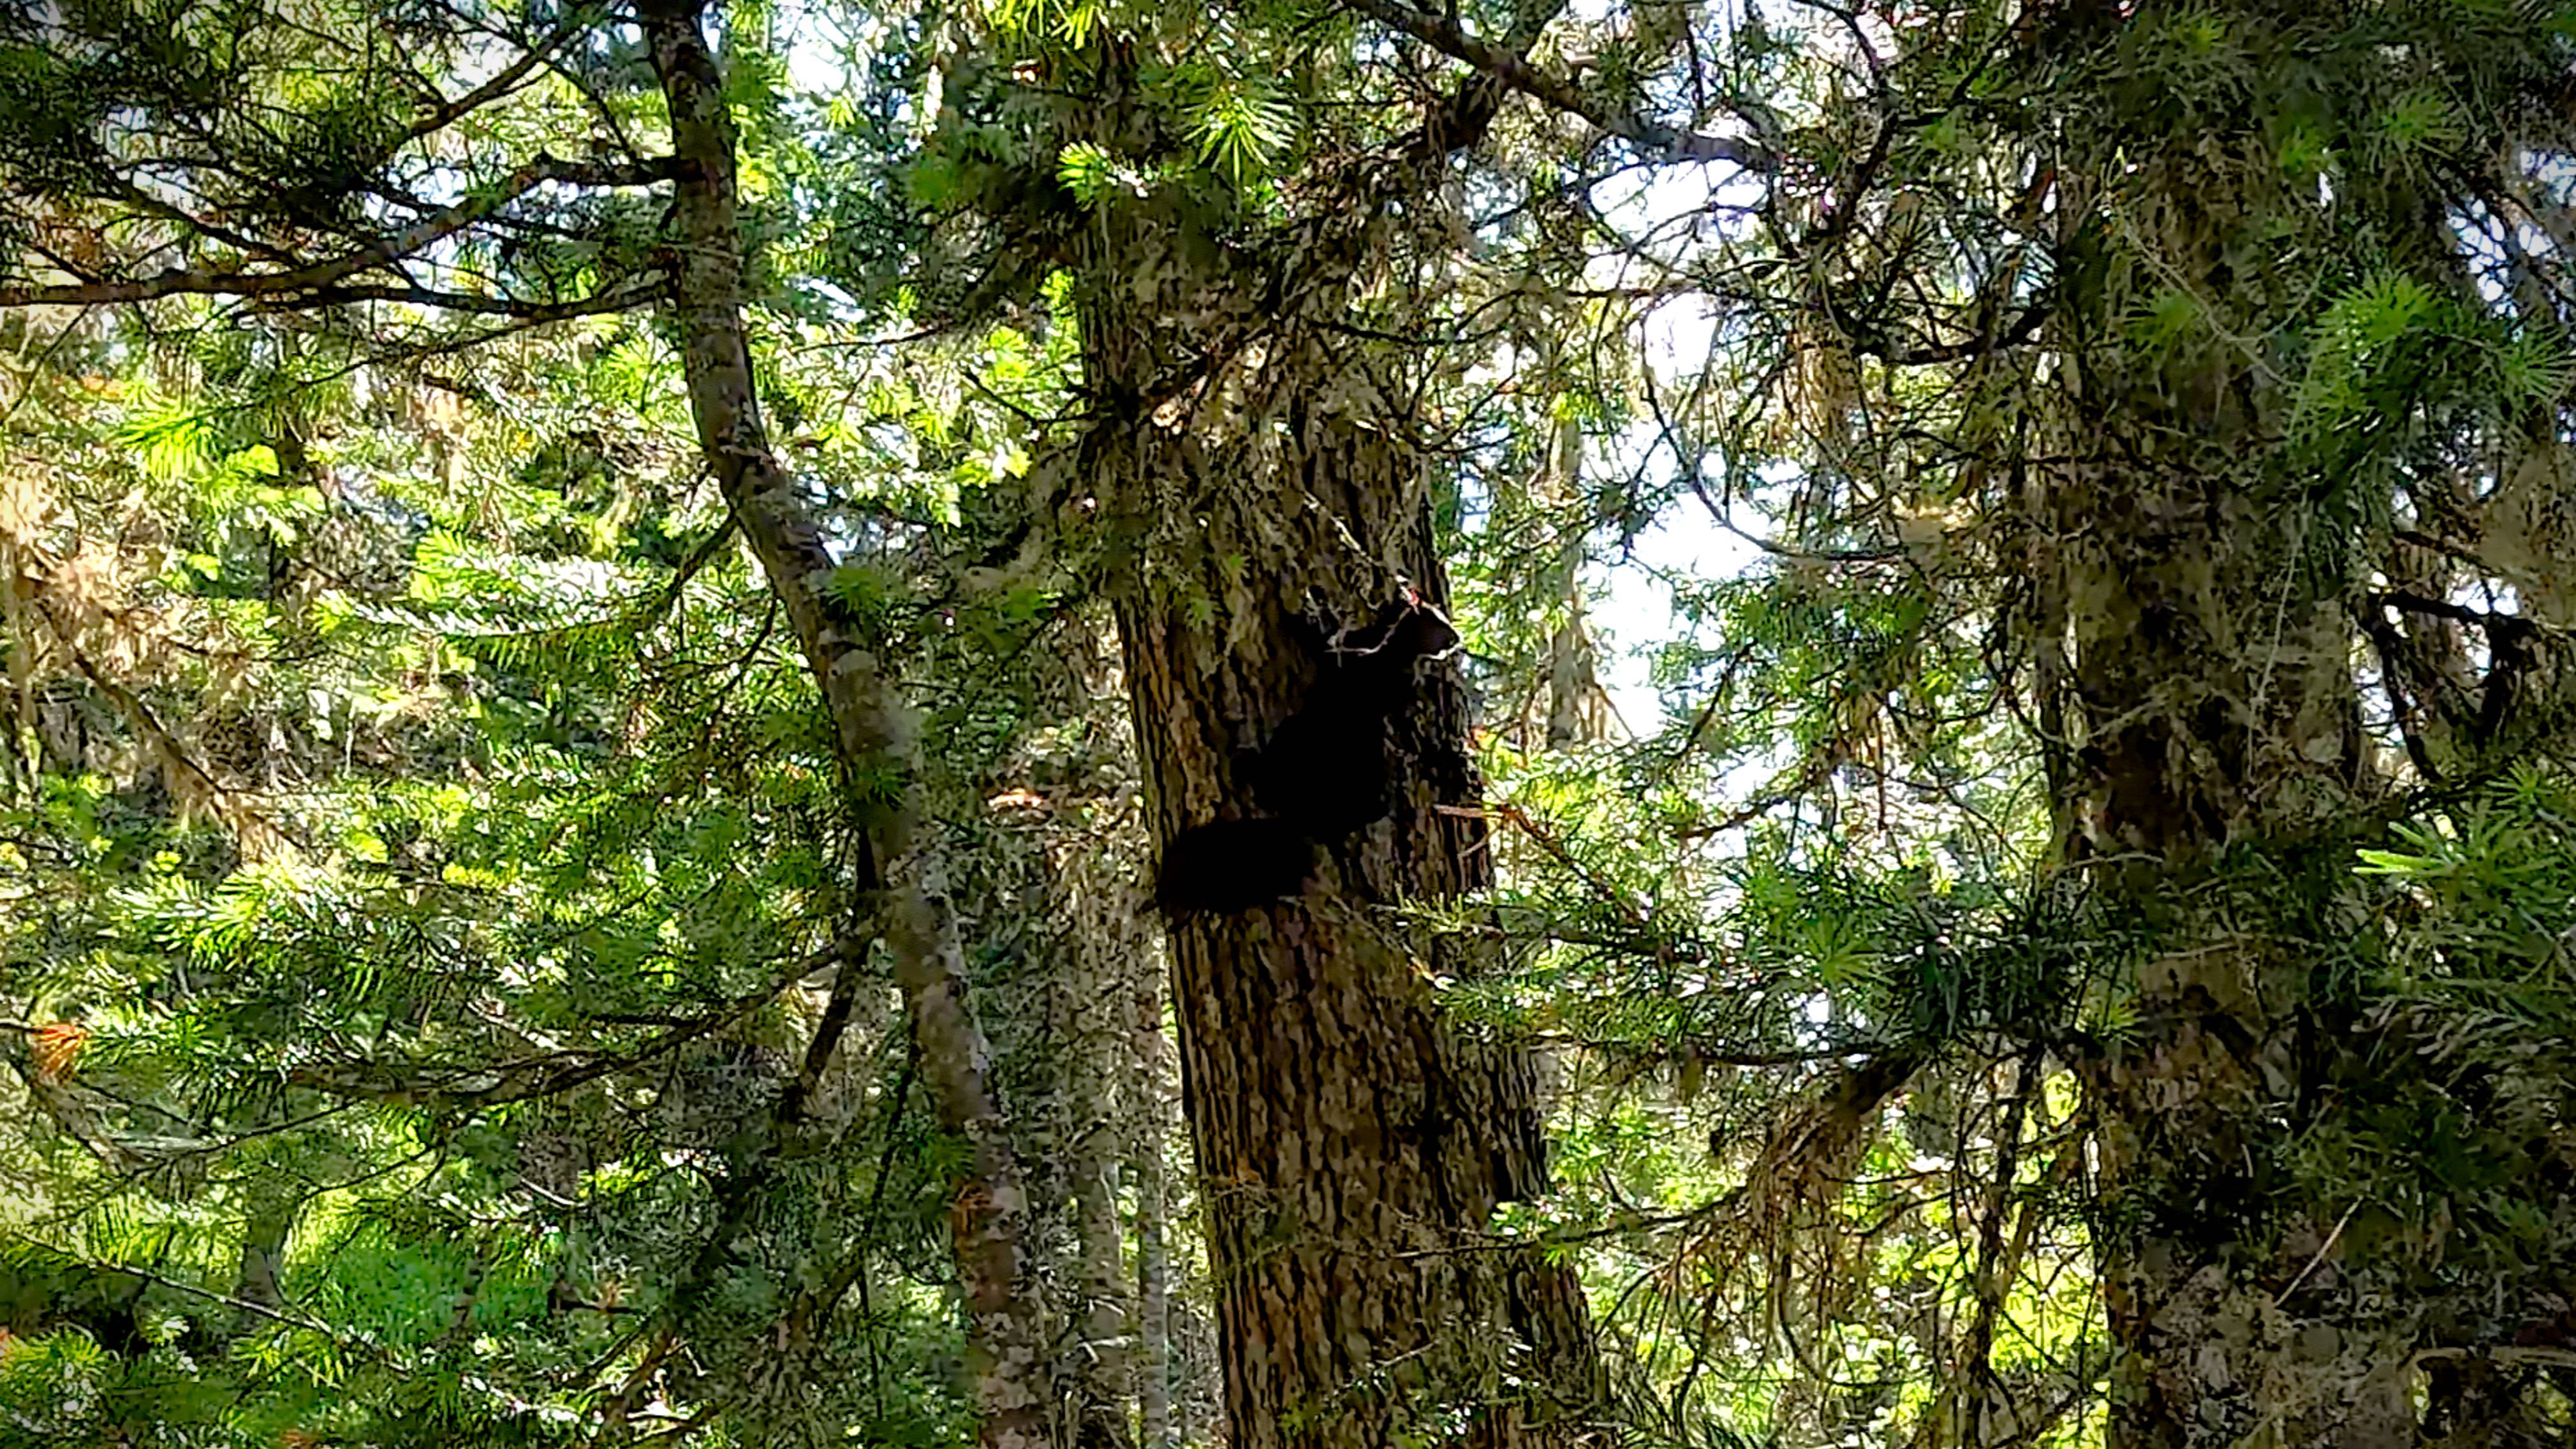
996, 22, 1604, 1442
1128, 957, 1177, 1449
2035, 116, 2410, 1449
1998, 6, 2576, 1432
1538, 414, 1606, 750
2043, 159, 2392, 1449
1111, 431, 1598, 1448
638, 3, 1050, 1443
1048, 724, 1151, 1449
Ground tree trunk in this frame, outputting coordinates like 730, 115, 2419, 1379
1070, 1090, 1131, 1449
1538, 415, 1605, 750
2038, 138, 2397, 1445
1054, 766, 1147, 1449
1129, 954, 1177, 1449
227, 1191, 298, 1335
637, 3, 1050, 1443
1086, 313, 1603, 1444
1023, 35, 1605, 1441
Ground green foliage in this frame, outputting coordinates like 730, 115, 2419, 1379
8, 0, 2576, 1441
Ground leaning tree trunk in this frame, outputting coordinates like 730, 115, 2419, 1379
637, 3, 1050, 1443
1075, 265, 1603, 1442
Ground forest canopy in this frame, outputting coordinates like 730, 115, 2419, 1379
2, 0, 2575, 1446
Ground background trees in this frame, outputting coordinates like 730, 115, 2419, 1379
3, 0, 2575, 1446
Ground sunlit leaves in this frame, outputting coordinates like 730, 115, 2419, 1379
1176, 66, 1293, 186
2287, 265, 2573, 488
27, 1020, 87, 1084
987, 0, 1105, 45
114, 402, 219, 483
1056, 139, 1127, 205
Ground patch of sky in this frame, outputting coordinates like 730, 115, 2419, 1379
1575, 144, 1772, 735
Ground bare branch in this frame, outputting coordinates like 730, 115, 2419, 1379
284, 944, 833, 1108
0, 1233, 341, 1339
286, 279, 668, 319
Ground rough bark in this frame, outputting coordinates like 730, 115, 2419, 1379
1012, 17, 1608, 1438
1115, 481, 1598, 1448
1082, 284, 1603, 1442
637, 3, 1050, 1442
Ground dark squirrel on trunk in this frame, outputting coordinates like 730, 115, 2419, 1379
1153, 589, 1461, 916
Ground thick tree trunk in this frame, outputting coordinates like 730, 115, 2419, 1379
1017, 32, 1605, 1441
2064, 530, 2411, 1447
2039, 143, 2397, 1446
637, 3, 1050, 1443
1089, 332, 1602, 1445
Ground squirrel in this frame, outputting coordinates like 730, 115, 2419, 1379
1154, 588, 1462, 916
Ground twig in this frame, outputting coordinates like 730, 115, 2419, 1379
1, 1232, 339, 1339
2272, 1201, 2361, 1307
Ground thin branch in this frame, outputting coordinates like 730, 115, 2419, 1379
408, 7, 603, 139
1338, 0, 1776, 171
0, 155, 681, 309
1443, 802, 1702, 964
634, 513, 742, 628
104, 175, 296, 265
286, 943, 834, 1108
284, 279, 668, 319
2392, 527, 2491, 571
1851, 299, 2050, 365
1, 1231, 339, 1339
2272, 1200, 2362, 1309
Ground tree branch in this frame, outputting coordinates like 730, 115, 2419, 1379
284, 945, 832, 1108
286, 279, 668, 319
408, 7, 603, 139
0, 154, 681, 309
1339, 0, 1776, 171
1851, 299, 2050, 365
636, 3, 1053, 1438
0, 1232, 341, 1339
